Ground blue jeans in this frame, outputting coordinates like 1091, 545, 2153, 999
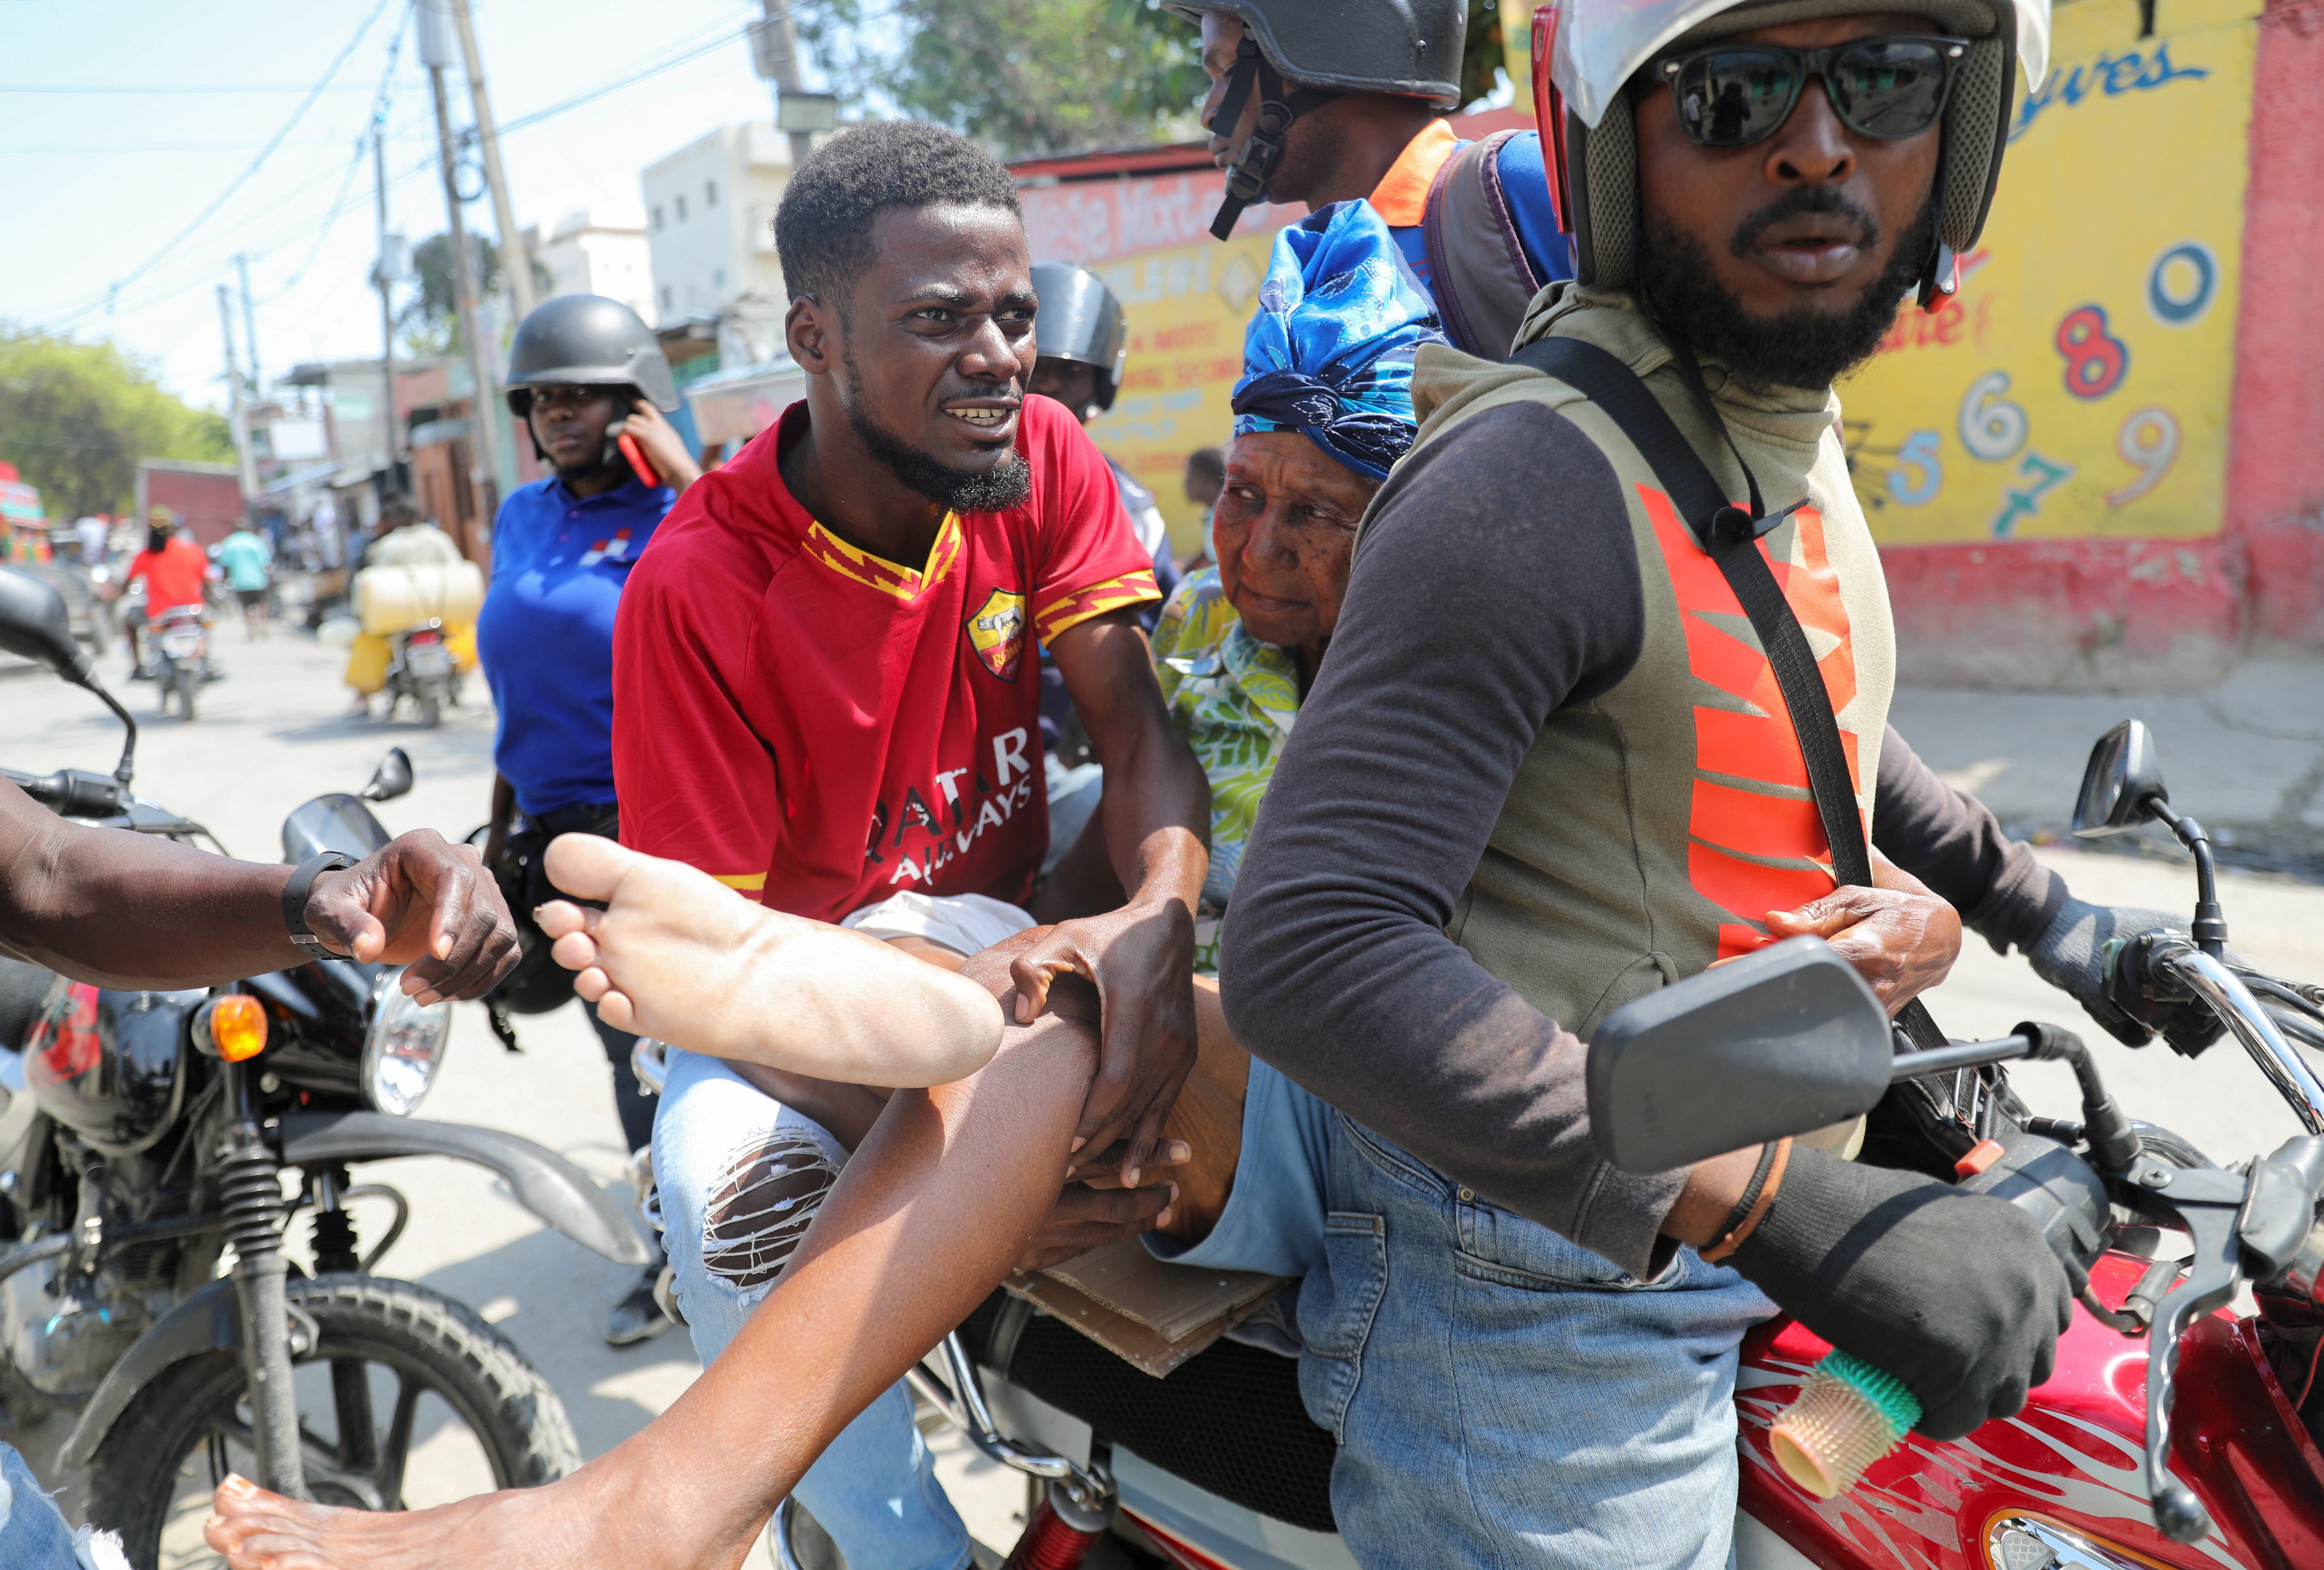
1165, 1066, 1773, 1569
0, 1442, 81, 1569
655, 1047, 972, 1570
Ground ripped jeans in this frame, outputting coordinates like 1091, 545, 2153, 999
655, 1046, 973, 1570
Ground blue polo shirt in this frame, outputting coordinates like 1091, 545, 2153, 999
477, 474, 676, 818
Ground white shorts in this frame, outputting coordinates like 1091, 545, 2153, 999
839, 890, 1036, 958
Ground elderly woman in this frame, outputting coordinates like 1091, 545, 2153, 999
1091, 201, 1446, 972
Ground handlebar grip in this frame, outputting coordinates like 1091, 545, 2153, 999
1768, 1351, 1921, 1498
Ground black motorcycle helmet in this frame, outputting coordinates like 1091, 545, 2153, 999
1166, 0, 1470, 237
503, 295, 681, 429
1030, 262, 1129, 413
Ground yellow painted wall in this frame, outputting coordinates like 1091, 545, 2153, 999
1083, 231, 1279, 557
1838, 0, 2257, 543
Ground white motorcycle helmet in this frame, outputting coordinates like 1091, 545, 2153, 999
1535, 0, 2051, 307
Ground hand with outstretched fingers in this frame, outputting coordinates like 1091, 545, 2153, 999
1762, 856, 1961, 1016
305, 830, 517, 1004
1007, 898, 1197, 1189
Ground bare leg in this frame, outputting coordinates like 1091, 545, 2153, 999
205, 958, 1103, 1570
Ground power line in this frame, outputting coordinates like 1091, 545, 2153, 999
267, 3, 417, 306
496, 28, 744, 136
0, 83, 377, 95
39, 0, 398, 332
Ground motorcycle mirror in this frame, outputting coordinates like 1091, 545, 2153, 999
1586, 937, 1892, 1174
0, 566, 95, 687
2071, 719, 2168, 838
362, 747, 415, 803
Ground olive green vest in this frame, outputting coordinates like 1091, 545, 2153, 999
1399, 286, 1898, 1038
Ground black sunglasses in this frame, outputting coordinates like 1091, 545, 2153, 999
1655, 34, 1969, 148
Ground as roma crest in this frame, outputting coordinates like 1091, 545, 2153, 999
966, 587, 1028, 681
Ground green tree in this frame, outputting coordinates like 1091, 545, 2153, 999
1460, 0, 1508, 110
397, 231, 501, 359
0, 326, 235, 519
797, 0, 1208, 156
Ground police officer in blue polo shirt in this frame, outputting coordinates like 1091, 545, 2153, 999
476, 294, 701, 1344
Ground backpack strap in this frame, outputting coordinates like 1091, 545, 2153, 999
1508, 335, 1949, 1057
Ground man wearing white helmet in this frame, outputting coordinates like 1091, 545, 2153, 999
1219, 0, 2099, 1563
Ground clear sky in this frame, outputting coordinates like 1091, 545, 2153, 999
1, 0, 814, 409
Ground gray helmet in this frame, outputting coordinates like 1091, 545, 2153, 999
1163, 0, 1467, 103
1168, 0, 1469, 239
504, 294, 679, 415
1031, 262, 1129, 412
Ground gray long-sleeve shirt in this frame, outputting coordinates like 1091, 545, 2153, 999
1219, 401, 2062, 1275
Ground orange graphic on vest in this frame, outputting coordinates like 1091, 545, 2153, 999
966, 587, 1029, 681
1640, 488, 1864, 960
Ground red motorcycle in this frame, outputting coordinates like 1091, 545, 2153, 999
761, 717, 2324, 1570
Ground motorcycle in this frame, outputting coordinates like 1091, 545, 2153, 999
0, 567, 652, 1567
150, 602, 207, 722
752, 716, 2324, 1570
382, 619, 462, 731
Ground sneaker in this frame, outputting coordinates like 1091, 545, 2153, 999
605, 1264, 676, 1346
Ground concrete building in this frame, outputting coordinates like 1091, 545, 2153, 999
526, 207, 654, 323
641, 123, 818, 367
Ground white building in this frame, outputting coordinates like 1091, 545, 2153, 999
641, 124, 822, 364
525, 207, 654, 323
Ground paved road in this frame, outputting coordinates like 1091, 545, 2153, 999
2, 609, 2318, 1562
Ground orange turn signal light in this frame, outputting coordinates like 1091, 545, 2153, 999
204, 994, 270, 1062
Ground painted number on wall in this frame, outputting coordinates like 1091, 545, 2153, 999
2147, 243, 2217, 326
2055, 306, 2130, 399
2106, 407, 2181, 505
1885, 429, 1943, 507
1958, 372, 2029, 462
1991, 451, 2076, 538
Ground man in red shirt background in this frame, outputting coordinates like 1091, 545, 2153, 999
611, 120, 1208, 1569
118, 506, 212, 678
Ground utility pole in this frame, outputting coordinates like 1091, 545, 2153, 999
217, 285, 262, 522
448, 0, 534, 322
371, 117, 402, 486
418, 0, 502, 544
236, 252, 264, 400
751, 1, 818, 168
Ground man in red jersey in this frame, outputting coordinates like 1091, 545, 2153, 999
610, 120, 1207, 1568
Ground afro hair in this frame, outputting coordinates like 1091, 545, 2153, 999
774, 120, 1023, 316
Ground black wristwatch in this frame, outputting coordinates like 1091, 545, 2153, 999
283, 852, 357, 961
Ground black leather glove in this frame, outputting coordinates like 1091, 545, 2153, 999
2027, 896, 2223, 1055
1727, 1147, 2077, 1441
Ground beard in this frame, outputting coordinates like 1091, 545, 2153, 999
1636, 186, 1937, 393
840, 347, 1031, 514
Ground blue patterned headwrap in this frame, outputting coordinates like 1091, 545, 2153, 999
1231, 200, 1446, 483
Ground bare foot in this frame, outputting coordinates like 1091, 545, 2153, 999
535, 833, 1004, 1086
203, 1467, 741, 1570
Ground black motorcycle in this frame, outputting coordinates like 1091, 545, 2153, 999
0, 567, 649, 1566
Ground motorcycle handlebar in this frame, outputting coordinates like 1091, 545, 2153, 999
2160, 946, 2324, 1135
1, 766, 124, 819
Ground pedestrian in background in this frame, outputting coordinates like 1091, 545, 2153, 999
1182, 445, 1225, 569
215, 518, 273, 639
475, 295, 700, 1345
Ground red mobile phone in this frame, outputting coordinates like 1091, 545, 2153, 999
616, 428, 662, 488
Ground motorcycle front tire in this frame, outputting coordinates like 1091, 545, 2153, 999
82, 1274, 581, 1566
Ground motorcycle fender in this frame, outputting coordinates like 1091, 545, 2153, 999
57, 1275, 241, 1473
278, 1110, 650, 1266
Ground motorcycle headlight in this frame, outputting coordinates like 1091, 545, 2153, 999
363, 969, 451, 1116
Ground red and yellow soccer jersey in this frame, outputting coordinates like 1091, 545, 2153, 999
611, 395, 1159, 923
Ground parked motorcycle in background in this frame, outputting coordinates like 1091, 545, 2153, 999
743, 718, 2324, 1570
0, 568, 650, 1567
149, 603, 207, 722
382, 619, 463, 730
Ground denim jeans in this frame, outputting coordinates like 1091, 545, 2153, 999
0, 1442, 88, 1569
1163, 1062, 1773, 1569
655, 1046, 972, 1570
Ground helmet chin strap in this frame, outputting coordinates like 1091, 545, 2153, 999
1207, 37, 1338, 240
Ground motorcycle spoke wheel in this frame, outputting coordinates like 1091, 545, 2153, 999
83, 1275, 580, 1570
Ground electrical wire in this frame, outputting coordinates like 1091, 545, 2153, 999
38, 0, 398, 332
266, 3, 416, 306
